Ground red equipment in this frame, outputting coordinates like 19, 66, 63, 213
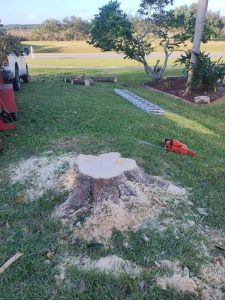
0, 84, 17, 130
165, 139, 196, 157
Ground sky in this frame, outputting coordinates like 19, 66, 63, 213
1, 0, 225, 25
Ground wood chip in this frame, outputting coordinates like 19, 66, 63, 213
152, 197, 165, 207
212, 256, 223, 266
14, 195, 25, 203
197, 207, 208, 216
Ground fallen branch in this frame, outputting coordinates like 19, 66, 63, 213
0, 252, 23, 275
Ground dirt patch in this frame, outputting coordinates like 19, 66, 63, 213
9, 153, 77, 200
145, 77, 225, 103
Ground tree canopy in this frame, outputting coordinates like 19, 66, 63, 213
0, 22, 21, 64
89, 0, 215, 81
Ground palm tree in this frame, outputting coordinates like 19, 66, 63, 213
186, 0, 209, 92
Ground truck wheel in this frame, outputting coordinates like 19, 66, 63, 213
22, 66, 29, 83
13, 69, 21, 91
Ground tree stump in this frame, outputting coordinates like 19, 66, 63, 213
55, 152, 164, 218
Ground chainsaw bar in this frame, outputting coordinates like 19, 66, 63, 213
135, 138, 164, 150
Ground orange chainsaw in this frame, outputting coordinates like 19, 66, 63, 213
164, 139, 196, 156
136, 138, 196, 157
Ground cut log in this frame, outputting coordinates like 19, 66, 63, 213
90, 76, 117, 83
67, 76, 117, 84
55, 152, 165, 218
84, 78, 95, 86
71, 79, 85, 85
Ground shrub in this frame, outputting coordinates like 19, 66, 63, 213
175, 51, 225, 91
0, 24, 21, 65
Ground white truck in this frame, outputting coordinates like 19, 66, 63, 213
1, 48, 30, 91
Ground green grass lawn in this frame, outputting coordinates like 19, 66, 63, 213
26, 57, 179, 69
22, 40, 225, 53
23, 40, 225, 69
0, 67, 225, 299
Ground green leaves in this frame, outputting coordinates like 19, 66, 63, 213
175, 51, 225, 91
89, 0, 215, 83
89, 1, 134, 53
0, 24, 21, 64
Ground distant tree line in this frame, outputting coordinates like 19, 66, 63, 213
3, 4, 225, 41
5, 17, 90, 41
127, 5, 225, 42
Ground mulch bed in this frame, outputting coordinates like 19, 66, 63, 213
145, 77, 225, 103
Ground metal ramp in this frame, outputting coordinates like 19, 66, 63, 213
114, 89, 165, 115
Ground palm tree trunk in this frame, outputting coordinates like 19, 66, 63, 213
186, 0, 208, 92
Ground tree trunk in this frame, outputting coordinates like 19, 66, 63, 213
142, 45, 170, 83
158, 42, 170, 80
186, 0, 208, 92
143, 60, 158, 82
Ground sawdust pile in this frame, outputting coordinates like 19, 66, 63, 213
157, 260, 197, 294
57, 255, 143, 281
156, 259, 225, 299
7, 153, 225, 299
9, 153, 77, 200
66, 182, 187, 243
